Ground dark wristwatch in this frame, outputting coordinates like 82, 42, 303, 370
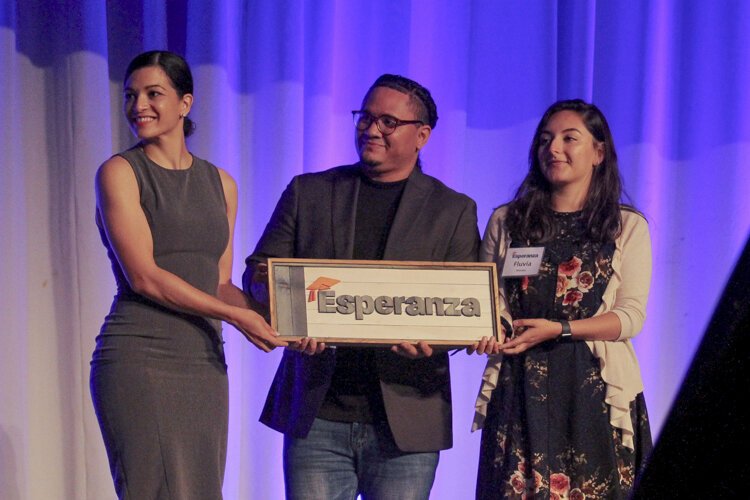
551, 319, 573, 341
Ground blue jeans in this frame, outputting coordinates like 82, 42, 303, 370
283, 418, 439, 500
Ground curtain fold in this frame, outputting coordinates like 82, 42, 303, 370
1, 1, 748, 498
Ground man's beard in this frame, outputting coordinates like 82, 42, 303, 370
358, 151, 381, 168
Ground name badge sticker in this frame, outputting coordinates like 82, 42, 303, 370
501, 246, 545, 277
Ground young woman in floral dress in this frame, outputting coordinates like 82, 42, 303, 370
473, 99, 652, 499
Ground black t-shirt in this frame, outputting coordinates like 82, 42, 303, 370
317, 172, 407, 423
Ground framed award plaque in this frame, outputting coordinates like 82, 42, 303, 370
267, 258, 500, 347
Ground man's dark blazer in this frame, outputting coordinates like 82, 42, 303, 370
243, 163, 480, 452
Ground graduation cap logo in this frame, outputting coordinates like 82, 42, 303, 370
306, 276, 341, 302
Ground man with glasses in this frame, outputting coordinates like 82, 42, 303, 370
243, 74, 479, 500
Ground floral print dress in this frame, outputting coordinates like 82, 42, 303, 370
476, 211, 652, 500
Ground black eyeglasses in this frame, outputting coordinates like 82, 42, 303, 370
351, 110, 423, 136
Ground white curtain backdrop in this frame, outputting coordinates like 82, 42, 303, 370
1, 1, 749, 498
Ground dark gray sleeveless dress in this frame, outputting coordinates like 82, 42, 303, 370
90, 146, 230, 500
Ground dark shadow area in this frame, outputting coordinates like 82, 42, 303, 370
632, 233, 750, 498
0, 427, 21, 500
104, 0, 187, 82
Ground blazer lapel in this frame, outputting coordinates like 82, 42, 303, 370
331, 168, 360, 259
383, 168, 433, 260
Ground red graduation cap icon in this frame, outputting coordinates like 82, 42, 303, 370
306, 276, 341, 302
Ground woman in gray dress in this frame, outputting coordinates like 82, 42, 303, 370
90, 50, 285, 499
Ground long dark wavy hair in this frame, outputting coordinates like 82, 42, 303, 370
506, 99, 634, 244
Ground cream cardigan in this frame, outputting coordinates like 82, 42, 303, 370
472, 207, 652, 450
